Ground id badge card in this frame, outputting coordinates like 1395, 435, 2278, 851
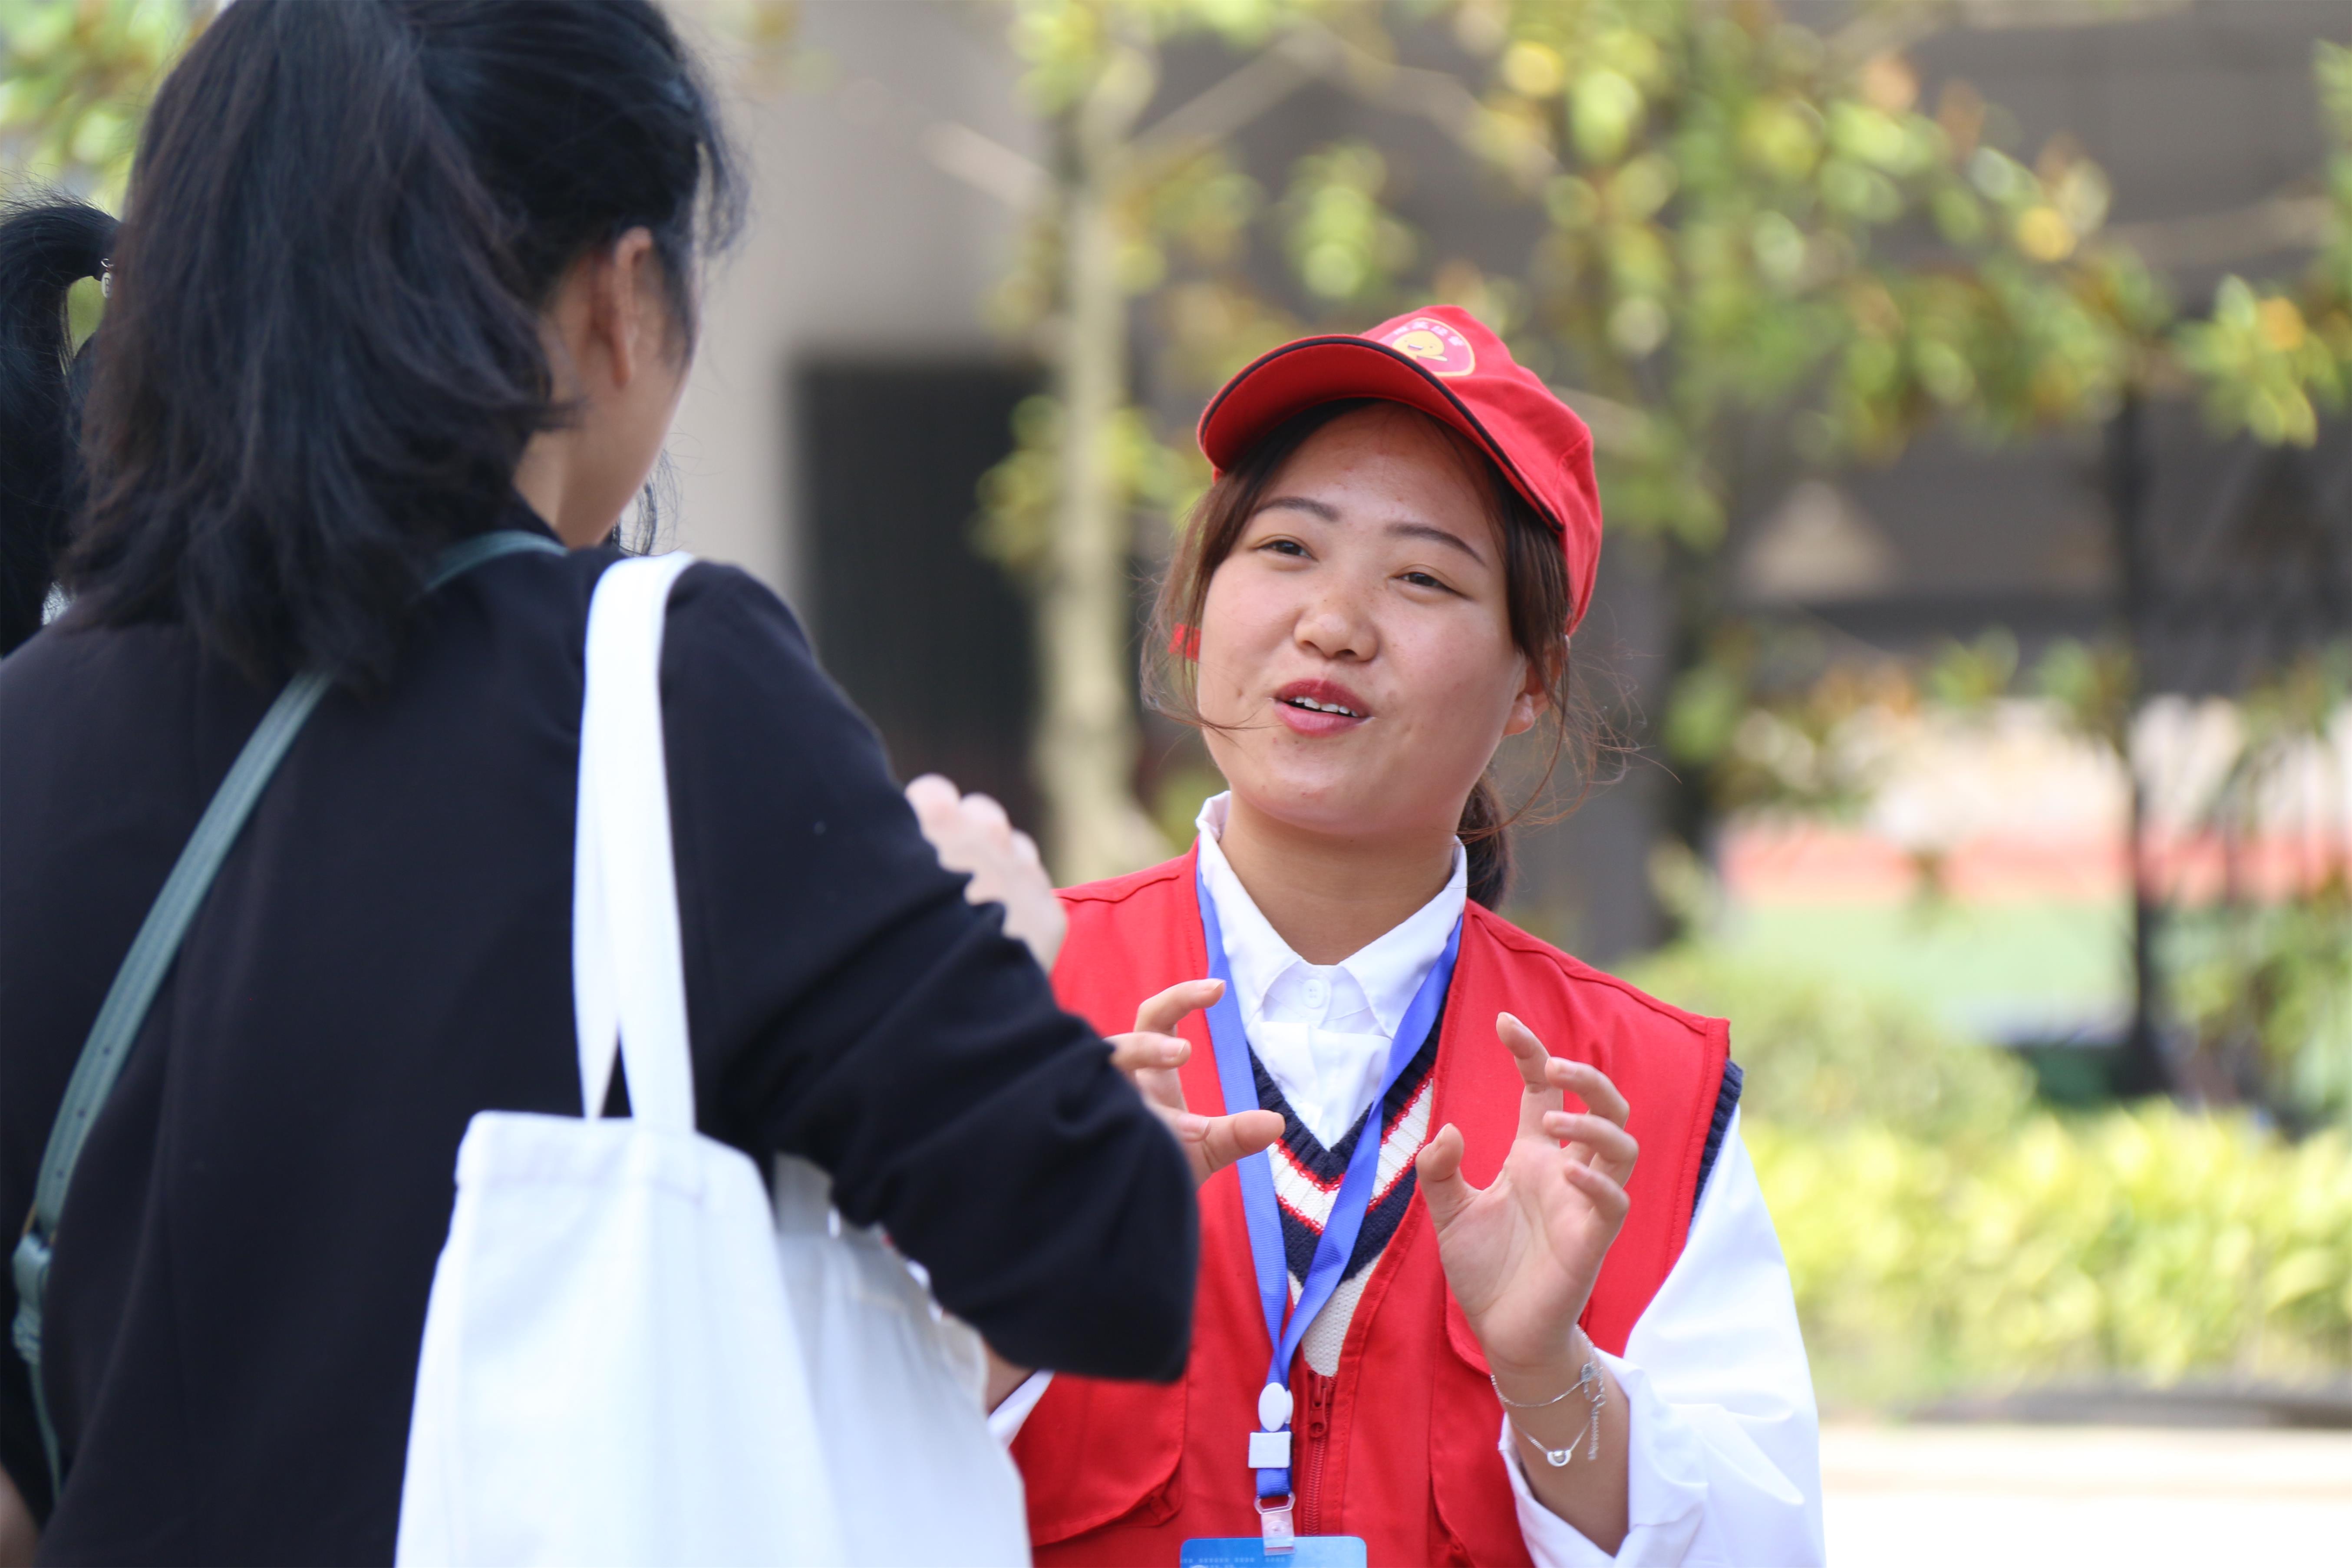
1178, 1538, 1367, 1567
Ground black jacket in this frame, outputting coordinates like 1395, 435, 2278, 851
0, 511, 1194, 1563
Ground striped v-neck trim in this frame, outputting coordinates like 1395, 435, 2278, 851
1254, 1017, 1442, 1296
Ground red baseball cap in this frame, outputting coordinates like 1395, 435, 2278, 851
1196, 304, 1602, 629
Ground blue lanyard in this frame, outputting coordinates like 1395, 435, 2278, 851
1196, 867, 1460, 1501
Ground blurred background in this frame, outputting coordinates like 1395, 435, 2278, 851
9, 0, 2349, 1556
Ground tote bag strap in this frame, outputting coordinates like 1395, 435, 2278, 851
8, 528, 566, 1496
571, 553, 698, 1132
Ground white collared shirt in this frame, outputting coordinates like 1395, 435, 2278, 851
992, 795, 1824, 1565
1191, 791, 1466, 1148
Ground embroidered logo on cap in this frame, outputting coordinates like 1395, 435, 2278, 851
1377, 315, 1477, 378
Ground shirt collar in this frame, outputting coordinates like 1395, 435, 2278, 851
1193, 792, 1466, 1039
495, 490, 564, 544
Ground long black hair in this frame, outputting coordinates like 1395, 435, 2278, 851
0, 0, 741, 680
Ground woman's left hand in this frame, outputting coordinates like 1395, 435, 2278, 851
1414, 1012, 1636, 1379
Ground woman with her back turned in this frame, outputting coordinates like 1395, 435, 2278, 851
0, 3, 1212, 1560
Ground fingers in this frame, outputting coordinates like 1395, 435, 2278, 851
1114, 977, 1222, 1123
1498, 1013, 1561, 1143
1106, 1031, 1190, 1076
1560, 1156, 1631, 1227
905, 773, 958, 806
1490, 1011, 1630, 1130
1133, 977, 1225, 1037
1108, 1030, 1190, 1117
1109, 1032, 1189, 1118
1415, 1123, 1475, 1231
1497, 1011, 1553, 1089
1541, 1110, 1639, 1185
1148, 1105, 1281, 1188
904, 776, 1017, 868
1495, 1013, 1636, 1176
1544, 1057, 1630, 1128
904, 776, 1065, 970
904, 773, 961, 829
1191, 1108, 1283, 1178
1006, 826, 1046, 875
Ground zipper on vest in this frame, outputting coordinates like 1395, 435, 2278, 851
1295, 1367, 1338, 1535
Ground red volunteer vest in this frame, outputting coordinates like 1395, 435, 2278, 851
1013, 851, 1729, 1567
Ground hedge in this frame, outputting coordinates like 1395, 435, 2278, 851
1749, 1107, 2352, 1402
1622, 942, 2352, 1403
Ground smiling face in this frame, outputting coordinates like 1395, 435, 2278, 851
1193, 403, 1547, 854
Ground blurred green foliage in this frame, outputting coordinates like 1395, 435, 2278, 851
1923, 627, 2019, 713
1752, 1108, 2352, 1401
1630, 939, 2352, 1400
2162, 646, 2352, 1130
0, 0, 207, 205
1666, 624, 2037, 822
1662, 626, 1919, 816
2032, 634, 2138, 756
975, 393, 1206, 582
2171, 895, 2352, 1131
2174, 40, 2352, 446
1280, 139, 1415, 306
1624, 941, 2034, 1135
1471, 0, 2181, 546
2177, 277, 2347, 447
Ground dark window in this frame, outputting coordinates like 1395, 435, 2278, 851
799, 361, 1040, 825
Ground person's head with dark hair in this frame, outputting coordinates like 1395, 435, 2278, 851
1149, 308, 1601, 912
0, 200, 114, 654
0, 0, 740, 680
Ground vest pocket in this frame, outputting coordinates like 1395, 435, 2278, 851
1013, 1371, 1188, 1546
1428, 1286, 1539, 1568
1442, 1286, 1489, 1375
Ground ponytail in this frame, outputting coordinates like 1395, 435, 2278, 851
0, 198, 115, 654
1458, 776, 1513, 909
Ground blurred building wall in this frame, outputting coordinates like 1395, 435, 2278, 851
661, 1, 1038, 608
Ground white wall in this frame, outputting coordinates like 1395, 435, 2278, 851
662, 1, 1039, 607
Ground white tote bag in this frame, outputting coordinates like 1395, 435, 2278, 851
771, 1155, 1031, 1565
396, 553, 1026, 1566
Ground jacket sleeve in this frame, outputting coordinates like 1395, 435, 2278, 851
1506, 1112, 1824, 1566
655, 562, 1196, 1381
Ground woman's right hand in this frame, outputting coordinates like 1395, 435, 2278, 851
1107, 978, 1284, 1188
904, 775, 1067, 971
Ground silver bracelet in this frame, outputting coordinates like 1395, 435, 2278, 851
1492, 1360, 1606, 1467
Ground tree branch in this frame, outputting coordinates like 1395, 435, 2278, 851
917, 120, 1052, 209
1551, 385, 1648, 455
1129, 28, 1331, 162
1292, 20, 1559, 187
2105, 191, 2334, 272
1828, 0, 2196, 68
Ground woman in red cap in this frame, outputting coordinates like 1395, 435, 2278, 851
991, 307, 1822, 1566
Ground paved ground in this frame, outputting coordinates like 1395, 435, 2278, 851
1821, 1423, 2352, 1566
